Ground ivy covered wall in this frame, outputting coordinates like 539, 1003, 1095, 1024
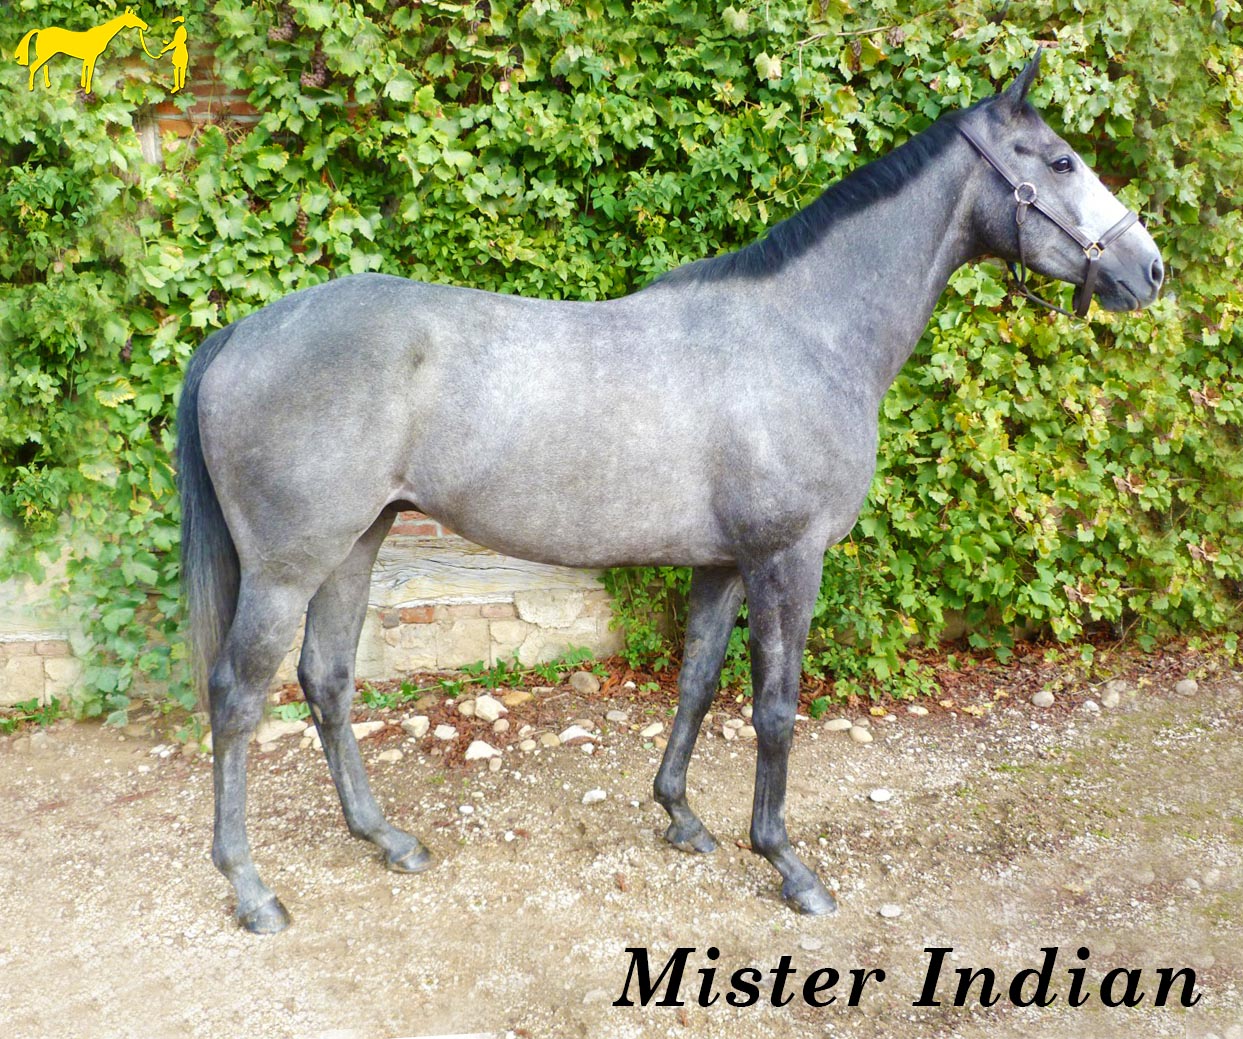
1, 0, 1239, 718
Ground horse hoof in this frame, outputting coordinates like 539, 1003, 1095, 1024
386, 844, 433, 874
782, 880, 838, 917
664, 821, 718, 854
238, 896, 291, 934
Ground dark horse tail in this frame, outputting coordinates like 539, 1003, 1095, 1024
177, 322, 240, 705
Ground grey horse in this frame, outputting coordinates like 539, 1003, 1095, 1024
177, 52, 1163, 933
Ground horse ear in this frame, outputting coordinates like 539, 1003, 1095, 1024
999, 47, 1042, 113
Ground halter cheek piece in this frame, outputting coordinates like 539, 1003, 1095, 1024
957, 124, 1139, 318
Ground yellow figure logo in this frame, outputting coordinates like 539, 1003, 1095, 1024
15, 7, 148, 93
156, 16, 188, 93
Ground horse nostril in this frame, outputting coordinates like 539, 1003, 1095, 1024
1149, 256, 1164, 288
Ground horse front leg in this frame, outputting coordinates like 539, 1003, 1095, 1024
654, 566, 744, 853
741, 541, 837, 916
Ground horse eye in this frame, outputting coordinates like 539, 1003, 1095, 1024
1051, 156, 1074, 174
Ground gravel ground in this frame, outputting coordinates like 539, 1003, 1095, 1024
1, 665, 1240, 1039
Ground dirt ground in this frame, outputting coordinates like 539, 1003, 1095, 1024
2, 662, 1241, 1039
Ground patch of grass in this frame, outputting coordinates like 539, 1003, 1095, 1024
0, 696, 62, 734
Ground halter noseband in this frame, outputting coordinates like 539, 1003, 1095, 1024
957, 123, 1138, 318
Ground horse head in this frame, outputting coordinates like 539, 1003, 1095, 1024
960, 50, 1163, 315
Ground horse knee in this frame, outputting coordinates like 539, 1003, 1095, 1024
298, 660, 353, 719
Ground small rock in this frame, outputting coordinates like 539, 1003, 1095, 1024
569, 671, 601, 695
501, 690, 533, 708
121, 722, 150, 739
723, 718, 744, 730
722, 727, 736, 742
488, 756, 502, 772
1104, 678, 1129, 697
1176, 678, 1199, 696
1101, 689, 1120, 709
519, 739, 537, 753
906, 704, 929, 716
201, 731, 213, 755
869, 788, 893, 803
402, 716, 430, 739
412, 694, 439, 712
539, 732, 561, 748
457, 699, 477, 718
605, 710, 629, 724
1082, 699, 1100, 714
1031, 690, 1055, 708
639, 722, 664, 739
30, 730, 51, 751
473, 695, 506, 723
849, 726, 873, 744
621, 680, 637, 690
459, 804, 474, 815
254, 718, 309, 744
258, 741, 278, 755
570, 717, 596, 731
582, 988, 611, 1005
878, 903, 902, 919
492, 718, 510, 734
824, 718, 853, 732
799, 936, 823, 952
741, 704, 753, 719
464, 740, 499, 761
582, 788, 606, 805
433, 724, 458, 741
738, 725, 756, 739
653, 736, 668, 750
558, 725, 594, 744
352, 721, 385, 740
1183, 877, 1202, 893
377, 748, 403, 763
531, 686, 556, 696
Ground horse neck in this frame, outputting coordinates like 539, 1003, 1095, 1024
100, 16, 131, 43
775, 135, 982, 406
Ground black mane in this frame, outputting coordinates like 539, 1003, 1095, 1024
656, 105, 974, 285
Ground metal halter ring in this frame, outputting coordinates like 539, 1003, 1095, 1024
1084, 243, 1103, 260
1013, 182, 1038, 205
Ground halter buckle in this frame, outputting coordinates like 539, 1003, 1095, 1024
1084, 243, 1103, 261
1014, 182, 1038, 205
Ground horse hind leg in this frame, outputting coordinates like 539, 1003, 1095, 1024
654, 566, 744, 854
209, 575, 319, 934
299, 508, 431, 873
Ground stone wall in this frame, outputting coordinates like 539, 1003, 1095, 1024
0, 512, 622, 707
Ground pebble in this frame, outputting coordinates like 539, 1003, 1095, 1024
258, 741, 277, 755
352, 721, 386, 740
433, 724, 458, 741
30, 730, 51, 751
464, 740, 499, 761
906, 704, 929, 716
519, 739, 537, 753
878, 903, 902, 919
501, 690, 533, 708
377, 748, 403, 763
849, 726, 873, 744
869, 788, 893, 803
473, 695, 506, 723
1082, 699, 1100, 714
253, 718, 309, 744
1031, 690, 1055, 708
741, 704, 753, 719
569, 672, 601, 695
605, 710, 629, 724
1101, 689, 1121, 709
824, 718, 853, 732
558, 725, 594, 744
582, 788, 606, 805
570, 717, 596, 731
401, 715, 430, 739
799, 936, 823, 952
1176, 678, 1199, 696
653, 736, 668, 750
722, 728, 736, 742
459, 804, 474, 815
489, 757, 502, 772
539, 732, 561, 748
622, 680, 637, 690
457, 699, 476, 718
723, 718, 744, 730
412, 693, 439, 712
492, 718, 510, 734
639, 721, 664, 739
738, 725, 756, 739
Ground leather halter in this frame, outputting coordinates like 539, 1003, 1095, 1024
957, 123, 1139, 318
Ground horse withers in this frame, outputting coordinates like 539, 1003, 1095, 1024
177, 52, 1162, 933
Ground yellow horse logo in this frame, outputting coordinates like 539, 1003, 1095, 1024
15, 7, 149, 94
